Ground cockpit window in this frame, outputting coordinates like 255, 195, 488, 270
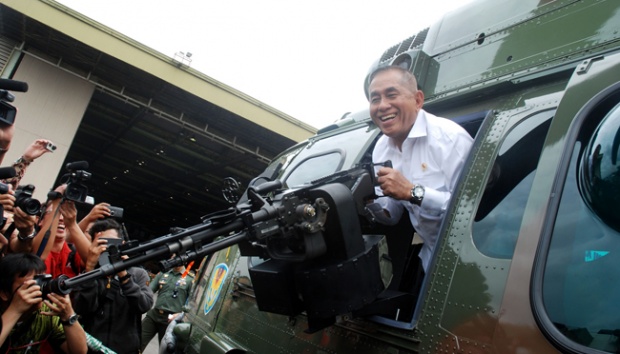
256, 124, 379, 189
542, 99, 620, 353
473, 111, 553, 258
284, 150, 344, 187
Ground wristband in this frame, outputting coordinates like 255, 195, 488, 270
16, 156, 32, 165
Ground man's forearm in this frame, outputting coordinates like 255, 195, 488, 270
62, 321, 88, 354
0, 307, 21, 347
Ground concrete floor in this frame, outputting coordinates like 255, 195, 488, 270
143, 335, 159, 354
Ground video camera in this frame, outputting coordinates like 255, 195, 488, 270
0, 78, 28, 126
62, 161, 92, 203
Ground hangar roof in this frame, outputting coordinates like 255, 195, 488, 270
0, 0, 316, 237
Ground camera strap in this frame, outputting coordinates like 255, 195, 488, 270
4, 223, 15, 239
35, 200, 62, 258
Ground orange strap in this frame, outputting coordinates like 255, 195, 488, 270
181, 261, 194, 278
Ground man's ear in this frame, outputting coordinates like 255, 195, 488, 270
0, 289, 11, 302
415, 90, 425, 109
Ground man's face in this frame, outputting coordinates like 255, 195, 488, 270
93, 229, 122, 263
368, 69, 423, 145
94, 229, 120, 240
39, 204, 67, 244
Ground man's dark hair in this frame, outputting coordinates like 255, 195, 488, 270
89, 218, 122, 237
0, 253, 46, 294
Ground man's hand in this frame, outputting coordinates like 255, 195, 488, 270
84, 237, 107, 272
83, 203, 111, 222
10, 279, 43, 315
22, 139, 54, 162
78, 203, 110, 235
0, 185, 15, 213
41, 292, 75, 321
13, 206, 36, 236
376, 167, 414, 201
59, 200, 78, 225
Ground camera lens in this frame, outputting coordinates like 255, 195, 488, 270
20, 198, 41, 215
15, 185, 41, 216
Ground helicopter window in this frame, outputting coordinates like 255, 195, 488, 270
279, 124, 379, 188
284, 150, 344, 188
541, 99, 620, 353
472, 111, 553, 258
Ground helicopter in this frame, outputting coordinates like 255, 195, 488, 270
94, 0, 620, 353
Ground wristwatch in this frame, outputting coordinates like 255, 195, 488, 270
17, 229, 37, 241
410, 184, 425, 205
61, 313, 79, 326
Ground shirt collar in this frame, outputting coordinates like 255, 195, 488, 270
408, 109, 428, 139
386, 109, 428, 149
172, 267, 185, 275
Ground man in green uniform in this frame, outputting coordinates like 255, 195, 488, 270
140, 263, 194, 351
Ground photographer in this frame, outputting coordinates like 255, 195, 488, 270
10, 185, 92, 279
72, 219, 153, 354
0, 184, 40, 255
0, 138, 55, 253
0, 252, 87, 354
38, 186, 92, 279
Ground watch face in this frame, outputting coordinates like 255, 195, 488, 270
414, 185, 425, 198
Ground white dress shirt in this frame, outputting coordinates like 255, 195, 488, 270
370, 109, 473, 272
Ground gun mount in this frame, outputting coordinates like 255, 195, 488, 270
47, 162, 391, 332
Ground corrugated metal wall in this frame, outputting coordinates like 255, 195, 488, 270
0, 35, 17, 74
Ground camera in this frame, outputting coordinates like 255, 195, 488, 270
0, 90, 16, 126
101, 237, 123, 248
45, 142, 56, 152
63, 161, 91, 203
14, 184, 41, 215
0, 79, 28, 126
98, 237, 123, 267
108, 206, 124, 220
33, 274, 69, 298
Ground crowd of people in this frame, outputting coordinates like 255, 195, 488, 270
0, 138, 194, 354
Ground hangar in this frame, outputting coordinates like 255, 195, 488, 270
0, 0, 316, 238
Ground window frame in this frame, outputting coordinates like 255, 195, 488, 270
532, 81, 620, 354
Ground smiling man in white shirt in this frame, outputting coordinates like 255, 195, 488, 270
367, 65, 473, 273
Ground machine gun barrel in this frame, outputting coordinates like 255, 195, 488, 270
57, 198, 284, 292
122, 219, 228, 256
158, 231, 248, 270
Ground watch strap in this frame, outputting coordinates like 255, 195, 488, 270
18, 229, 37, 241
60, 313, 78, 326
